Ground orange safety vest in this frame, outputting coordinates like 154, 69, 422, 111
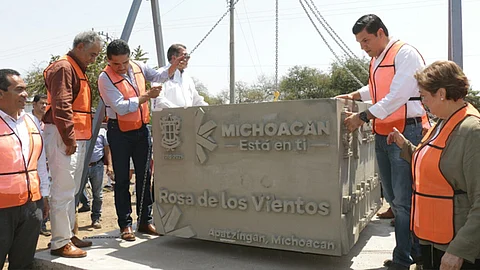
410, 103, 478, 244
102, 61, 150, 132
44, 55, 92, 140
368, 41, 429, 135
0, 114, 43, 208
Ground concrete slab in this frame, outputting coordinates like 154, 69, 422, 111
34, 217, 398, 270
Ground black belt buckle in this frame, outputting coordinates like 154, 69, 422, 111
406, 117, 422, 125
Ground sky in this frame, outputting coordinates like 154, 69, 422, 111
1, 0, 479, 96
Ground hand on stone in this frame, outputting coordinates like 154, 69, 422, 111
440, 252, 463, 270
335, 93, 354, 100
344, 112, 363, 132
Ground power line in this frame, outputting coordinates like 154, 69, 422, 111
235, 9, 259, 77
242, 1, 263, 74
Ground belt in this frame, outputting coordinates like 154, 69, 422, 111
89, 159, 103, 167
406, 117, 422, 125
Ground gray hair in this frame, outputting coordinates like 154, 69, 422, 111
72, 31, 104, 49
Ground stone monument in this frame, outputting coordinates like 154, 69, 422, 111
151, 98, 380, 256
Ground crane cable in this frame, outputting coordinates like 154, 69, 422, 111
189, 0, 240, 55
299, 0, 364, 87
307, 0, 369, 76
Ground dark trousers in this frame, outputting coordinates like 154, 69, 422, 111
107, 120, 153, 229
421, 245, 480, 269
0, 201, 42, 270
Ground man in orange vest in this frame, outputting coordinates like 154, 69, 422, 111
0, 69, 50, 269
336, 15, 427, 270
98, 39, 181, 241
43, 31, 103, 258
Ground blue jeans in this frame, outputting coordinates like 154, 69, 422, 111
107, 120, 153, 229
80, 161, 104, 222
375, 122, 422, 267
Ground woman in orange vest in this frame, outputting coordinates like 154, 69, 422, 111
388, 61, 480, 270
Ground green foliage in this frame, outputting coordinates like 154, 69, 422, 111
279, 66, 333, 100
192, 77, 224, 105
466, 88, 480, 111
279, 57, 369, 101
330, 57, 369, 95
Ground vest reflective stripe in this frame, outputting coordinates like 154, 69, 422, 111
102, 61, 150, 132
411, 103, 479, 244
44, 55, 92, 140
368, 41, 428, 135
0, 115, 43, 208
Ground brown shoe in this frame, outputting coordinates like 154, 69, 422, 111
137, 224, 159, 236
120, 226, 136, 241
71, 235, 92, 248
50, 242, 86, 258
377, 207, 394, 219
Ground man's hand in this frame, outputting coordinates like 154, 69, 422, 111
65, 144, 77, 155
170, 54, 186, 71
335, 93, 354, 99
335, 91, 361, 100
42, 197, 50, 220
106, 165, 113, 178
440, 252, 463, 270
148, 86, 162, 99
344, 112, 364, 132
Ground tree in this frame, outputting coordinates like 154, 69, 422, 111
330, 57, 369, 95
279, 66, 332, 100
466, 88, 480, 111
192, 77, 224, 105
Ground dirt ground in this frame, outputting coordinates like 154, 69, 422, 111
36, 182, 123, 252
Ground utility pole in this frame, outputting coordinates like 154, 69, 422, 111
151, 0, 166, 67
229, 0, 235, 104
448, 0, 463, 68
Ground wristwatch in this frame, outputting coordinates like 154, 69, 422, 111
359, 111, 370, 123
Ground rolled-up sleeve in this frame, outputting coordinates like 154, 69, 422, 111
98, 72, 140, 116
138, 62, 169, 83
368, 46, 424, 120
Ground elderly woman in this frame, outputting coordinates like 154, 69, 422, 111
388, 60, 480, 270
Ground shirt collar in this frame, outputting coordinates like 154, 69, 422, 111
0, 109, 26, 123
376, 37, 399, 60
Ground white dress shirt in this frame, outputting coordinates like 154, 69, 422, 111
152, 64, 208, 110
98, 61, 170, 119
358, 38, 425, 120
0, 110, 49, 197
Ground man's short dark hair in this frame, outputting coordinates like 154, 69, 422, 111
33, 94, 47, 103
352, 14, 389, 37
0, 69, 20, 92
106, 39, 130, 60
167, 44, 187, 62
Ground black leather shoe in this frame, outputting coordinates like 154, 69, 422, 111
78, 205, 90, 213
